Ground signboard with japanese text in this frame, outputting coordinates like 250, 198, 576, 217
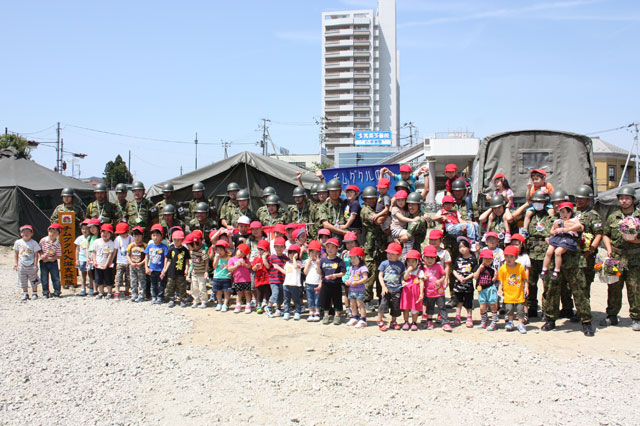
354, 131, 392, 146
322, 163, 400, 195
59, 212, 77, 287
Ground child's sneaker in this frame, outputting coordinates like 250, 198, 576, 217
410, 323, 418, 331
377, 320, 387, 331
192, 302, 198, 308
215, 303, 223, 311
322, 315, 331, 325
234, 304, 242, 313
436, 314, 442, 324
345, 307, 352, 317
453, 315, 461, 326
293, 312, 301, 321
539, 270, 547, 279
274, 309, 283, 317
106, 293, 114, 299
179, 301, 188, 308
78, 289, 86, 297
257, 306, 264, 314
442, 323, 453, 332
283, 312, 291, 320
505, 321, 515, 331
517, 324, 527, 334
426, 320, 434, 330
167, 300, 176, 308
265, 306, 274, 317
88, 289, 95, 296
347, 317, 358, 326
390, 321, 400, 330
356, 319, 367, 328
477, 322, 487, 329
487, 321, 498, 331
221, 304, 229, 312
199, 301, 207, 309
422, 313, 428, 321
250, 299, 257, 307
465, 317, 473, 328
113, 292, 120, 300
31, 293, 38, 301
96, 293, 104, 299
333, 315, 341, 325
307, 314, 314, 322
244, 304, 251, 314
136, 297, 144, 303
550, 271, 559, 281
21, 293, 29, 301
402, 322, 410, 331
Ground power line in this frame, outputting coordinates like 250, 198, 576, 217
586, 123, 635, 135
8, 124, 56, 135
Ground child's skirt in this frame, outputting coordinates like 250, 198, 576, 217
400, 281, 422, 312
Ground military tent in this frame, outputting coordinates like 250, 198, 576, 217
0, 151, 94, 245
147, 151, 322, 211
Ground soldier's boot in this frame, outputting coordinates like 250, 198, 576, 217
598, 315, 619, 327
541, 320, 556, 331
570, 313, 580, 323
582, 322, 595, 337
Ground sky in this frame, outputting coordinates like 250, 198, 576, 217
2, 0, 639, 185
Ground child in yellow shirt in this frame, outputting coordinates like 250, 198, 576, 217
497, 245, 529, 334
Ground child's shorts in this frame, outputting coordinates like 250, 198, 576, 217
94, 268, 114, 286
379, 290, 402, 317
76, 261, 88, 272
478, 286, 499, 305
348, 290, 366, 301
391, 228, 406, 239
505, 302, 525, 319
234, 281, 251, 292
213, 278, 232, 292
454, 291, 474, 309
425, 296, 446, 316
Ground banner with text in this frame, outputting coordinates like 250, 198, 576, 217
59, 212, 77, 287
322, 163, 400, 195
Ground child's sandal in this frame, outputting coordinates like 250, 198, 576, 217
377, 321, 387, 332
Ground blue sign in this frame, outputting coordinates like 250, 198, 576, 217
322, 163, 400, 195
354, 131, 392, 146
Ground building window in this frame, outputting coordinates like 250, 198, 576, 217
609, 166, 616, 182
620, 165, 630, 185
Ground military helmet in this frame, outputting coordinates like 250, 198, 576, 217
115, 183, 127, 193
236, 189, 250, 201
262, 186, 276, 197
531, 189, 549, 202
451, 178, 467, 192
192, 182, 205, 192
61, 187, 74, 197
327, 178, 342, 191
266, 194, 280, 205
163, 204, 176, 215
194, 202, 209, 213
292, 186, 306, 197
617, 185, 636, 200
406, 192, 422, 204
132, 181, 145, 191
395, 180, 410, 191
310, 184, 318, 195
550, 189, 570, 203
361, 186, 378, 199
162, 183, 174, 193
574, 184, 594, 199
93, 183, 107, 193
489, 194, 506, 208
226, 182, 240, 192
317, 183, 328, 193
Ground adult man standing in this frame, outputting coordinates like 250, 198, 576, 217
187, 202, 217, 246
223, 189, 256, 229
600, 185, 640, 331
51, 187, 85, 232
114, 183, 129, 223
317, 178, 347, 238
86, 183, 118, 224
574, 184, 603, 299
125, 181, 158, 238
287, 186, 312, 225
219, 182, 240, 228
361, 186, 386, 307
308, 183, 329, 240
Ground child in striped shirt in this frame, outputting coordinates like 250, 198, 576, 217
39, 223, 63, 298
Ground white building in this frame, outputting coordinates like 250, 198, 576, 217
270, 153, 334, 171
321, 0, 399, 158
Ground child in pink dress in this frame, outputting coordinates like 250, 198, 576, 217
422, 245, 451, 331
400, 250, 424, 331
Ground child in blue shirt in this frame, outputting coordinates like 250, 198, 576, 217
377, 242, 406, 331
144, 224, 169, 304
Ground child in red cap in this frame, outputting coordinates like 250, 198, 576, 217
400, 249, 423, 331
228, 243, 252, 313
283, 244, 304, 320
498, 245, 529, 333
421, 245, 450, 331
318, 238, 347, 325
472, 249, 499, 330
376, 242, 406, 331
165, 230, 190, 308
114, 222, 133, 300
265, 237, 289, 317
303, 240, 323, 321
522, 169, 555, 232
93, 224, 117, 299
212, 240, 233, 311
74, 220, 91, 296
380, 164, 429, 193
13, 224, 41, 301
127, 226, 147, 302
252, 239, 271, 313
39, 223, 63, 298
541, 202, 583, 281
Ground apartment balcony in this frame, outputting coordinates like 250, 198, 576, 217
325, 49, 355, 58
325, 61, 354, 69
353, 40, 371, 47
325, 72, 354, 80
354, 116, 371, 122
354, 95, 371, 101
325, 39, 354, 47
325, 28, 354, 37
353, 50, 370, 58
353, 62, 370, 69
354, 105, 370, 111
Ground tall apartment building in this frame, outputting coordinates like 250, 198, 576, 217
321, 0, 399, 158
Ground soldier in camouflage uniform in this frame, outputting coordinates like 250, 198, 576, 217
287, 186, 312, 225
114, 183, 129, 223
51, 187, 85, 233
85, 183, 119, 224
224, 189, 256, 228
479, 194, 515, 249
443, 179, 479, 261
361, 186, 386, 305
160, 204, 185, 238
317, 179, 348, 239
187, 202, 217, 247
308, 183, 329, 240
574, 184, 603, 299
600, 185, 640, 331
125, 181, 158, 239
256, 187, 276, 223
219, 182, 240, 228
185, 182, 217, 224
406, 192, 427, 251
155, 183, 187, 223
258, 194, 287, 226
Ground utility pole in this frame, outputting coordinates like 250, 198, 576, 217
194, 132, 199, 170
180, 166, 183, 176
128, 150, 132, 182
260, 119, 271, 156
221, 140, 231, 159
618, 122, 640, 187
634, 123, 639, 184
403, 122, 415, 146
56, 122, 61, 173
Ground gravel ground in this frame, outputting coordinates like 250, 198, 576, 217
1, 247, 640, 425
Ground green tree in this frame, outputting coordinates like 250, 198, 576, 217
0, 134, 31, 159
103, 155, 133, 189
312, 161, 333, 171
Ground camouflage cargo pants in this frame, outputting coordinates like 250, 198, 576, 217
583, 254, 596, 299
542, 265, 592, 322
605, 266, 640, 320
129, 265, 146, 299
115, 264, 130, 289
528, 259, 543, 313
166, 275, 187, 302
365, 252, 383, 302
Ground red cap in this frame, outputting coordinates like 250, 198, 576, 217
115, 222, 129, 234
274, 224, 286, 234
428, 229, 444, 240
318, 229, 331, 236
511, 233, 526, 243
485, 231, 499, 240
172, 230, 185, 240
531, 168, 546, 177
385, 242, 402, 255
405, 249, 421, 260
293, 228, 306, 239
100, 223, 114, 233
480, 249, 493, 259
445, 163, 458, 172
191, 230, 203, 241
349, 246, 365, 257
285, 223, 297, 230
132, 226, 144, 234
184, 232, 201, 245
20, 224, 33, 231
504, 245, 519, 257
250, 221, 263, 229
237, 243, 250, 256
442, 195, 455, 204
288, 244, 301, 253
345, 184, 360, 193
308, 240, 322, 251
422, 245, 438, 258
326, 238, 339, 247
343, 232, 357, 242
150, 224, 164, 235
399, 164, 412, 173
88, 219, 101, 226
273, 237, 286, 246
395, 190, 408, 199
376, 178, 390, 189
558, 202, 574, 211
48, 223, 63, 231
494, 173, 506, 180
257, 240, 270, 251
81, 219, 91, 225
215, 240, 229, 249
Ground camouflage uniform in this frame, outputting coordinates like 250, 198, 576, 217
224, 205, 256, 228
115, 200, 128, 223
307, 203, 323, 240
185, 198, 217, 223
287, 202, 312, 226
526, 211, 555, 313
407, 217, 427, 252
257, 207, 287, 226
125, 199, 158, 239
542, 249, 592, 323
187, 218, 217, 247
155, 199, 187, 223
218, 199, 238, 226
442, 201, 479, 298
160, 218, 185, 237
317, 198, 347, 238
602, 209, 640, 320
361, 203, 387, 301
85, 200, 119, 224
51, 203, 85, 233
575, 208, 603, 298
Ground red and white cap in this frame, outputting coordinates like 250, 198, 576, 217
48, 223, 63, 231
20, 224, 33, 231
